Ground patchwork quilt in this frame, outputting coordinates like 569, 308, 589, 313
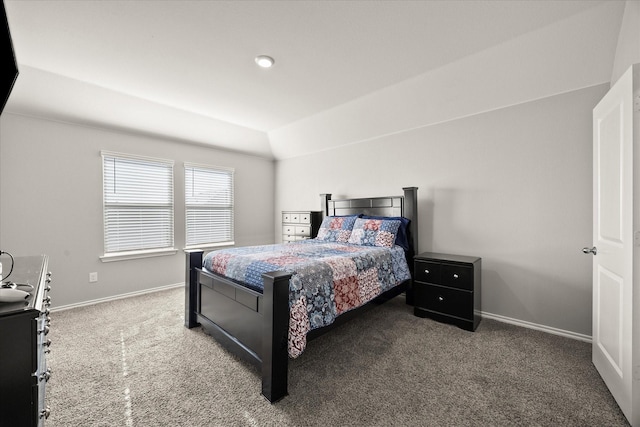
203, 239, 411, 358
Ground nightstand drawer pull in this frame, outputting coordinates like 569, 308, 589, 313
425, 269, 429, 274
453, 274, 459, 279
438, 296, 444, 301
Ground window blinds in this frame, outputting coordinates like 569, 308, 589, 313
102, 152, 174, 254
185, 163, 234, 246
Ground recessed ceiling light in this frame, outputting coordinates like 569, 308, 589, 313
255, 55, 275, 68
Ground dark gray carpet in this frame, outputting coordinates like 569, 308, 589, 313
46, 287, 629, 426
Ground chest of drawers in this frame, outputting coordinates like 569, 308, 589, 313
413, 252, 481, 331
282, 211, 322, 242
0, 255, 52, 426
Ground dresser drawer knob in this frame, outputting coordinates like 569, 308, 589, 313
39, 369, 52, 382
453, 274, 459, 279
424, 269, 429, 274
39, 326, 50, 335
40, 406, 51, 419
45, 339, 52, 347
438, 296, 444, 302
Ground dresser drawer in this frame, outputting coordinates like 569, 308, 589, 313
283, 213, 310, 224
295, 225, 311, 237
283, 225, 295, 235
440, 264, 473, 290
414, 283, 473, 320
299, 213, 311, 224
283, 235, 296, 243
414, 260, 441, 284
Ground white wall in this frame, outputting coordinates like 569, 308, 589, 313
269, 0, 629, 340
268, 1, 622, 160
275, 84, 608, 337
611, 0, 640, 85
0, 113, 275, 308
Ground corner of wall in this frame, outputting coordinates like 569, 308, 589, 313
610, 1, 640, 86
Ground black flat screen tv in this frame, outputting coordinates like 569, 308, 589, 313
1, 0, 18, 116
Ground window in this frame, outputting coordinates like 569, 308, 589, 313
102, 151, 174, 258
185, 163, 234, 247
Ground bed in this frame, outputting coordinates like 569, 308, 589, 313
184, 187, 418, 402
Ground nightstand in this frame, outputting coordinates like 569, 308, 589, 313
413, 252, 481, 331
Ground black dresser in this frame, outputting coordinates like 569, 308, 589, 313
0, 255, 52, 426
413, 252, 481, 331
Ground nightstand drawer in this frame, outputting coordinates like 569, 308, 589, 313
414, 260, 441, 283
414, 283, 473, 320
441, 264, 473, 290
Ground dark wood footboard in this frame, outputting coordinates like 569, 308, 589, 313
185, 250, 292, 402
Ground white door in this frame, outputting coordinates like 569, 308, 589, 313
590, 64, 639, 426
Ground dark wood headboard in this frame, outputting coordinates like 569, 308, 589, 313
319, 187, 419, 259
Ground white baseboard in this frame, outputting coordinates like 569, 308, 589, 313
51, 282, 184, 312
480, 310, 592, 343
51, 285, 593, 345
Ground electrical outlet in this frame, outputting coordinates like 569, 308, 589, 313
89, 272, 98, 283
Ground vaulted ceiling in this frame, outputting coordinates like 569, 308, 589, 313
4, 1, 625, 159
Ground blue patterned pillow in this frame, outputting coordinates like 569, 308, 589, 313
361, 215, 410, 250
347, 218, 402, 248
315, 215, 358, 242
